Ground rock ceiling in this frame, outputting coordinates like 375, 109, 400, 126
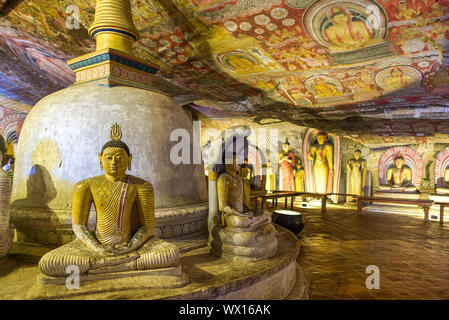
1, 0, 449, 146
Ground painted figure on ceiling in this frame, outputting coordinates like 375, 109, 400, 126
313, 77, 342, 98
278, 139, 295, 191
324, 5, 381, 52
383, 67, 415, 91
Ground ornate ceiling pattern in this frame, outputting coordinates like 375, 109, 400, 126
0, 0, 449, 143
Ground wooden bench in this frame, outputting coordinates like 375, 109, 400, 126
251, 191, 298, 210
294, 192, 329, 214
356, 197, 434, 222
433, 202, 448, 225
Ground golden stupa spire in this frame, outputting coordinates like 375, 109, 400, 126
88, 0, 139, 55
68, 0, 158, 89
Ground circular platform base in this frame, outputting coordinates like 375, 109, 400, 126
1, 226, 308, 300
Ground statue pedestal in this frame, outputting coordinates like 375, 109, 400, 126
366, 190, 422, 215
27, 266, 189, 299
5, 226, 309, 300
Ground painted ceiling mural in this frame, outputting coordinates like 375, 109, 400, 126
0, 0, 449, 145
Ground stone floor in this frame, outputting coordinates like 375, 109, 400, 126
295, 205, 449, 300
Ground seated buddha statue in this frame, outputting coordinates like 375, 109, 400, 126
435, 167, 449, 194
378, 155, 417, 192
38, 124, 180, 277
210, 154, 278, 261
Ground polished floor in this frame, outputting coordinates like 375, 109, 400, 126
295, 205, 449, 300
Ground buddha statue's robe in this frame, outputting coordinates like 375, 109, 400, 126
210, 171, 277, 260
39, 175, 180, 277
0, 170, 13, 259
279, 151, 295, 191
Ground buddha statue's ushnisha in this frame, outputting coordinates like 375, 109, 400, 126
379, 154, 417, 192
38, 124, 180, 276
210, 154, 278, 261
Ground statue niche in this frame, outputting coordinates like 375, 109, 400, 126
378, 153, 417, 192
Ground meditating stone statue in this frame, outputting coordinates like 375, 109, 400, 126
379, 154, 417, 192
38, 124, 180, 277
210, 154, 278, 261
0, 135, 13, 260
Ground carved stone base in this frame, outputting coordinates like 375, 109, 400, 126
209, 223, 278, 262
27, 265, 189, 299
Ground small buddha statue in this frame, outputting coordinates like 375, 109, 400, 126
239, 159, 253, 208
38, 124, 180, 277
265, 161, 276, 193
294, 161, 305, 193
210, 154, 278, 261
0, 135, 13, 260
379, 154, 417, 192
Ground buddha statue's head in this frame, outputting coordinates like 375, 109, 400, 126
354, 149, 361, 160
394, 155, 405, 168
224, 153, 240, 174
391, 68, 403, 78
98, 124, 132, 179
328, 6, 350, 25
317, 132, 328, 145
282, 139, 290, 153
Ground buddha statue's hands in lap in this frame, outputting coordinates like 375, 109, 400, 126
39, 124, 180, 277
379, 155, 417, 192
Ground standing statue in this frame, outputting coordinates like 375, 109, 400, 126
308, 132, 334, 194
38, 124, 181, 277
294, 161, 305, 192
278, 139, 295, 191
210, 154, 278, 261
346, 149, 367, 201
0, 135, 13, 260
265, 160, 276, 193
239, 159, 253, 209
379, 153, 417, 192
